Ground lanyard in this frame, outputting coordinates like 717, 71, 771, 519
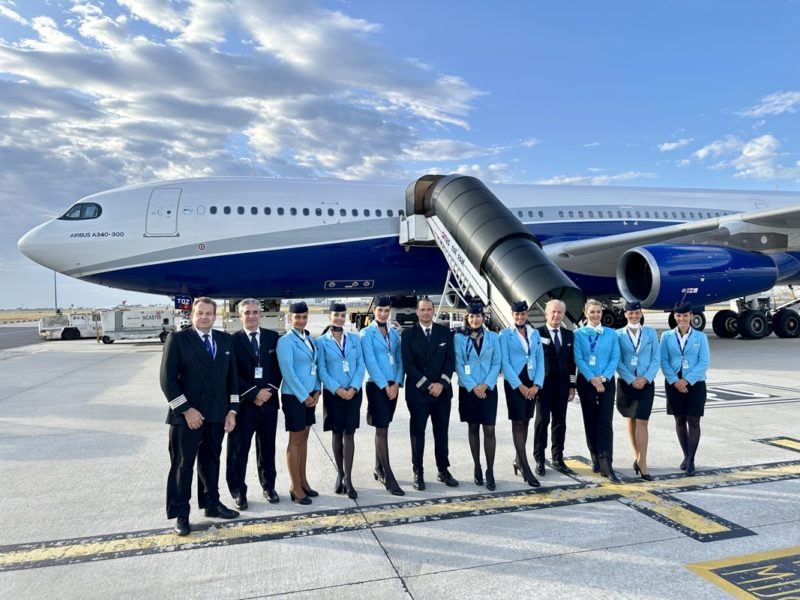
378, 324, 392, 353
516, 327, 530, 351
589, 332, 599, 355
292, 329, 315, 359
465, 332, 482, 361
626, 329, 641, 353
677, 330, 691, 355
334, 332, 347, 358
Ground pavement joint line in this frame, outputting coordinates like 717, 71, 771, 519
1, 437, 799, 572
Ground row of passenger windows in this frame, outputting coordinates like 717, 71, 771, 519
207, 206, 403, 218
516, 208, 732, 219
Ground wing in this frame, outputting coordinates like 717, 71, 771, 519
545, 203, 800, 277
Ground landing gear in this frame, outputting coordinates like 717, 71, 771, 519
712, 289, 800, 339
737, 310, 769, 339
711, 310, 738, 338
773, 309, 800, 338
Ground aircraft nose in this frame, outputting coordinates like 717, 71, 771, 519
17, 222, 50, 268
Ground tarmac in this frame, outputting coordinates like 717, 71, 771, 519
0, 313, 799, 599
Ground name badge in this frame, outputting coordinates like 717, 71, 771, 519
342, 361, 350, 373
527, 359, 533, 370
388, 355, 395, 366
464, 365, 472, 375
681, 359, 689, 370
311, 365, 317, 377
254, 367, 263, 379
589, 355, 596, 366
630, 356, 638, 367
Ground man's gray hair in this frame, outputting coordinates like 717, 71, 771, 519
545, 299, 566, 312
238, 298, 261, 313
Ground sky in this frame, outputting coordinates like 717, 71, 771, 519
1, 0, 799, 309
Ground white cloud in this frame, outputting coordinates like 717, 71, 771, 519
535, 171, 656, 185
693, 135, 741, 161
583, 141, 602, 148
520, 137, 541, 148
657, 138, 692, 152
740, 91, 800, 118
692, 133, 800, 180
0, 4, 28, 26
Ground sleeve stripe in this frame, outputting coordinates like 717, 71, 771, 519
416, 376, 428, 389
169, 395, 187, 409
229, 394, 239, 403
242, 386, 256, 396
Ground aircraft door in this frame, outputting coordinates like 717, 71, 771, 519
145, 188, 182, 236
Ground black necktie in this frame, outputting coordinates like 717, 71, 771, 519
552, 329, 561, 353
203, 334, 213, 357
250, 331, 259, 358
425, 327, 431, 341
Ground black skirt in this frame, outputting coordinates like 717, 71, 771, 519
665, 380, 707, 417
365, 381, 398, 428
616, 379, 655, 420
458, 386, 498, 425
505, 367, 536, 421
282, 393, 317, 432
322, 388, 363, 433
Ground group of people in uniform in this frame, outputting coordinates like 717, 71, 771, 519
159, 295, 710, 536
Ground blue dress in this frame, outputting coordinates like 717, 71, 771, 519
316, 330, 365, 433
360, 321, 404, 427
660, 328, 710, 417
615, 326, 660, 419
499, 325, 545, 421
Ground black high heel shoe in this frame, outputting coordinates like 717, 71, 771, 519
384, 475, 405, 496
485, 469, 496, 491
373, 469, 385, 484
521, 465, 541, 488
680, 457, 687, 471
474, 465, 484, 486
512, 461, 522, 477
634, 460, 653, 481
344, 481, 358, 499
685, 458, 696, 476
334, 473, 345, 494
289, 490, 311, 505
302, 486, 319, 498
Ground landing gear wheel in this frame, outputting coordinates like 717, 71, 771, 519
738, 310, 769, 339
712, 310, 738, 338
601, 309, 616, 328
773, 309, 800, 338
690, 311, 706, 331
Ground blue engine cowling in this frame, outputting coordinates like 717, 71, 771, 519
616, 244, 778, 309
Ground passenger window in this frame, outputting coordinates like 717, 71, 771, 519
538, 211, 544, 218
315, 208, 322, 216
517, 211, 523, 217
588, 211, 594, 218
558, 211, 564, 217
328, 208, 334, 216
237, 207, 244, 215
689, 212, 695, 218
277, 207, 284, 216
374, 209, 380, 217
635, 211, 641, 218
387, 209, 394, 217
568, 211, 574, 217
340, 208, 346, 216
302, 208, 309, 216
224, 206, 231, 215
715, 212, 720, 217
250, 207, 257, 215
197, 206, 205, 215
399, 209, 405, 217
680, 212, 686, 218
290, 208, 297, 216
364, 209, 371, 217
264, 207, 271, 215
626, 211, 632, 218
210, 206, 217, 215
578, 211, 584, 218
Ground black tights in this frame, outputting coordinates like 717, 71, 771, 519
468, 423, 496, 472
511, 420, 531, 472
674, 415, 701, 461
332, 432, 355, 485
374, 427, 398, 484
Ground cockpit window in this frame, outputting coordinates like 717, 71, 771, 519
59, 202, 102, 220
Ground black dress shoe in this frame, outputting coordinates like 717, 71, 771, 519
302, 486, 319, 498
383, 475, 405, 496
686, 459, 696, 476
521, 466, 541, 488
334, 473, 345, 495
263, 489, 280, 504
552, 460, 575, 475
204, 503, 239, 519
345, 482, 358, 499
234, 496, 248, 510
603, 471, 622, 484
437, 470, 459, 487
680, 457, 688, 471
485, 469, 496, 491
174, 516, 190, 536
592, 462, 600, 473
535, 461, 545, 476
473, 465, 484, 486
289, 490, 312, 505
412, 471, 425, 491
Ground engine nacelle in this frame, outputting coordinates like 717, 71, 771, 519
616, 244, 778, 309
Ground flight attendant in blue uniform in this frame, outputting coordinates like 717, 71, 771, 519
575, 299, 621, 482
276, 301, 321, 505
615, 301, 660, 481
499, 300, 545, 488
360, 296, 405, 496
660, 302, 710, 476
316, 302, 365, 499
455, 301, 502, 490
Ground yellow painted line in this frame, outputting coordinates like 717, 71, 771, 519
771, 438, 800, 452
619, 489, 730, 535
687, 546, 800, 599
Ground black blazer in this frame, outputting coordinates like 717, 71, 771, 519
537, 325, 576, 398
232, 327, 282, 411
401, 322, 455, 404
160, 327, 239, 425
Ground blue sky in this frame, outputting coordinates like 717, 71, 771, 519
1, 0, 798, 308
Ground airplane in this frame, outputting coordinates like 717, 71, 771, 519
17, 173, 800, 340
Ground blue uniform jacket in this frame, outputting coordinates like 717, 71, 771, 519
454, 329, 502, 391
615, 326, 660, 384
277, 330, 321, 402
659, 328, 710, 385
315, 331, 365, 392
360, 321, 403, 389
499, 326, 545, 388
574, 325, 620, 381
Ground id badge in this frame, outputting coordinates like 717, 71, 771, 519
464, 364, 472, 375
254, 367, 263, 379
527, 359, 533, 370
388, 355, 395, 366
342, 361, 350, 373
681, 359, 689, 370
311, 364, 317, 377
630, 356, 638, 368
589, 355, 596, 366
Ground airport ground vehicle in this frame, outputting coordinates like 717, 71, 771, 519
38, 312, 100, 340
99, 308, 184, 343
